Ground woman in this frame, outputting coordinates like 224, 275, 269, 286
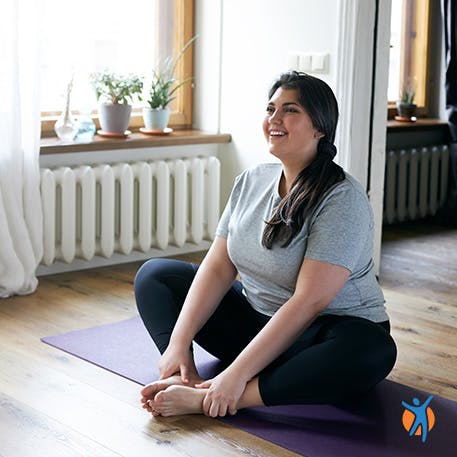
134, 71, 397, 418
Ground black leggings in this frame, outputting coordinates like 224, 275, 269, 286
134, 258, 397, 406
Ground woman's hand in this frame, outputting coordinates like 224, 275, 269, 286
158, 344, 196, 383
196, 368, 248, 417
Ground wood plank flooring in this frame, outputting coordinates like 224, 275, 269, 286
1, 223, 456, 456
379, 222, 457, 401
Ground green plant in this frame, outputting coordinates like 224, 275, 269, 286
146, 36, 197, 110
400, 84, 415, 105
90, 71, 143, 105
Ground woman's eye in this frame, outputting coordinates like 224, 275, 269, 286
266, 106, 274, 113
285, 108, 298, 113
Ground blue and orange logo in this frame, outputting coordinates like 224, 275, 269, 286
401, 395, 435, 443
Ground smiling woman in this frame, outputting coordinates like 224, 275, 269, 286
40, 0, 195, 135
263, 89, 323, 171
262, 73, 344, 248
134, 71, 397, 419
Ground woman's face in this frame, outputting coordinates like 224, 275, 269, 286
263, 87, 323, 168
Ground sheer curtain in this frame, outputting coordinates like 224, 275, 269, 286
0, 0, 43, 297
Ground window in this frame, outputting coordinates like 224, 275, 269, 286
388, 0, 431, 118
40, 0, 194, 136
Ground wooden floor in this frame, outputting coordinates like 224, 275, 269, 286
1, 222, 456, 457
379, 222, 457, 401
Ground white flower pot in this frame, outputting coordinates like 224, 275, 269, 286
142, 107, 170, 131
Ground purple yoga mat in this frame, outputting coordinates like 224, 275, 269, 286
42, 316, 457, 457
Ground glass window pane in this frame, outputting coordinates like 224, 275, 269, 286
388, 0, 404, 102
40, 0, 175, 113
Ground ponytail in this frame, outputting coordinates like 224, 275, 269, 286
262, 71, 344, 249
262, 138, 345, 249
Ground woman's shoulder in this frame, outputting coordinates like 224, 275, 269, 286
307, 172, 374, 229
317, 172, 372, 216
235, 162, 282, 185
328, 172, 368, 200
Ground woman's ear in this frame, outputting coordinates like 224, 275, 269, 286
314, 131, 325, 140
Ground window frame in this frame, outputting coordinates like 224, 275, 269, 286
387, 0, 431, 119
40, 0, 195, 137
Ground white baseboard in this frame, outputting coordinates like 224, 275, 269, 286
36, 241, 211, 276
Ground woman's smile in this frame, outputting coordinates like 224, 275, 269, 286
268, 129, 287, 141
263, 87, 321, 170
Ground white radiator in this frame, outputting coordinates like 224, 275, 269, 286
39, 156, 220, 266
384, 145, 449, 224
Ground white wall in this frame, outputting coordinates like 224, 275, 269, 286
195, 0, 393, 273
194, 0, 223, 134
195, 0, 340, 200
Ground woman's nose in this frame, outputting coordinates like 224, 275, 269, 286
269, 110, 282, 124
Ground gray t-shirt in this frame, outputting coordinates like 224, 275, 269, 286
216, 163, 388, 323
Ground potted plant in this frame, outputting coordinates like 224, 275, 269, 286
142, 36, 197, 133
395, 84, 417, 122
90, 71, 143, 135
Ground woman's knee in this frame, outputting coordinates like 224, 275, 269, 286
376, 330, 397, 378
135, 258, 190, 288
134, 258, 166, 287
332, 319, 397, 382
134, 258, 197, 312
134, 258, 165, 297
358, 321, 397, 372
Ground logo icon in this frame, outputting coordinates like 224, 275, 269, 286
401, 395, 435, 443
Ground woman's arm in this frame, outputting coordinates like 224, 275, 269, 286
228, 258, 349, 378
160, 236, 237, 380
199, 258, 350, 416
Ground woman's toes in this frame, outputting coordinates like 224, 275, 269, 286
140, 383, 158, 398
152, 385, 207, 416
154, 389, 168, 404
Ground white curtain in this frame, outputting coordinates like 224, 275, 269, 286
0, 0, 43, 297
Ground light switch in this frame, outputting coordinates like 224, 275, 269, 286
298, 53, 312, 72
311, 53, 329, 73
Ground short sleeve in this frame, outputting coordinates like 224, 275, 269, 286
215, 173, 244, 239
304, 184, 373, 272
215, 200, 231, 238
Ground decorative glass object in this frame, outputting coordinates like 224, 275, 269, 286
54, 77, 78, 141
76, 109, 96, 140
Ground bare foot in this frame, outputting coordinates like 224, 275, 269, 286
141, 374, 203, 416
151, 385, 207, 417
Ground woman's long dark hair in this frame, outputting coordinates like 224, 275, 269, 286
262, 71, 345, 249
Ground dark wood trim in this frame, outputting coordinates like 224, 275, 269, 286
388, 0, 433, 113
387, 104, 429, 120
386, 118, 449, 132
